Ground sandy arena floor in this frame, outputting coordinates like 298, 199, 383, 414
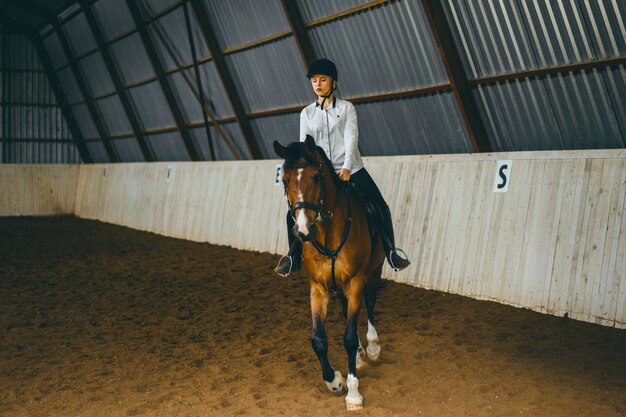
0, 217, 624, 417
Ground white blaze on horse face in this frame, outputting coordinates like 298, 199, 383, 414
295, 169, 309, 235
296, 169, 304, 202
296, 168, 303, 185
296, 209, 309, 235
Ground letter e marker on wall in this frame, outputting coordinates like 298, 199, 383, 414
494, 160, 512, 193
275, 165, 283, 186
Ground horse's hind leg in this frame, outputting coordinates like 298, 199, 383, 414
364, 264, 383, 361
310, 284, 344, 394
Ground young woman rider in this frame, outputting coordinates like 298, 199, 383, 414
275, 58, 410, 277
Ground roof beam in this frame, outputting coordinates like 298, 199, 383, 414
182, 0, 215, 161
1, 28, 7, 162
280, 0, 315, 68
55, 18, 120, 161
100, 83, 454, 141
304, 0, 393, 27
126, 0, 201, 161
144, 1, 241, 160
247, 84, 453, 119
0, 11, 27, 34
7, 0, 47, 18
81, 0, 155, 162
190, 0, 263, 159
471, 56, 626, 85
421, 0, 491, 153
30, 32, 93, 162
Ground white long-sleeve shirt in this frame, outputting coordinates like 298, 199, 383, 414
299, 98, 364, 174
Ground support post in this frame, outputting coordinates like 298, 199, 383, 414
126, 0, 201, 161
421, 0, 491, 153
280, 0, 316, 68
54, 18, 119, 161
1, 30, 7, 162
190, 0, 263, 159
182, 0, 215, 160
31, 33, 93, 163
82, 1, 155, 161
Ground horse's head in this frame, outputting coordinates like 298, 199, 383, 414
274, 135, 325, 242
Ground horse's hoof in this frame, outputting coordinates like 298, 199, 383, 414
325, 370, 345, 394
345, 374, 363, 411
346, 400, 363, 411
367, 343, 381, 361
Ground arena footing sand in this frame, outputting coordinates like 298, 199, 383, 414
1, 217, 624, 416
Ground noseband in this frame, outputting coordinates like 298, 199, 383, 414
285, 159, 329, 224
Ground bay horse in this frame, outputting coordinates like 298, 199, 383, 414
274, 136, 385, 411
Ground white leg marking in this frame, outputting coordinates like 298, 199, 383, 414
325, 370, 345, 394
356, 336, 366, 369
366, 320, 381, 361
345, 373, 363, 411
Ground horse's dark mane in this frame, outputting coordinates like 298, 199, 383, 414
283, 141, 341, 187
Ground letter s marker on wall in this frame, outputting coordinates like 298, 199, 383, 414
494, 160, 512, 193
498, 164, 508, 188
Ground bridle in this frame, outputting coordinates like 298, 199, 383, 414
283, 156, 353, 292
284, 158, 329, 226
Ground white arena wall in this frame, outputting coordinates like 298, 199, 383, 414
0, 164, 79, 216
2, 150, 625, 328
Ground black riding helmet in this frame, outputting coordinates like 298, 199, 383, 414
306, 58, 338, 81
307, 59, 337, 108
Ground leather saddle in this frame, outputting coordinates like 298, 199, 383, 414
345, 183, 384, 248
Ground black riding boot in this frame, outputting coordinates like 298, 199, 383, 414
380, 207, 410, 271
274, 227, 302, 277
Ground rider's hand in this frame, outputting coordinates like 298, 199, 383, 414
337, 168, 351, 182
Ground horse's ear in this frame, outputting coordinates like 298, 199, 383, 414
273, 140, 287, 158
304, 135, 316, 152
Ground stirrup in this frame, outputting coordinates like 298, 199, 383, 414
274, 254, 294, 277
388, 248, 410, 272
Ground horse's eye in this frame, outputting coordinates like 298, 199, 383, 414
313, 174, 321, 183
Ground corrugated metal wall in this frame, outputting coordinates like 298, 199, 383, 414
35, 0, 254, 163
0, 24, 81, 163
3, 0, 625, 163
26, 0, 476, 162
444, 0, 626, 151
306, 0, 473, 155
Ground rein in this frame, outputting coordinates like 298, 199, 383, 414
311, 188, 352, 294
287, 159, 353, 293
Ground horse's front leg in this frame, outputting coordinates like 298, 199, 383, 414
310, 284, 344, 394
337, 292, 367, 369
344, 277, 365, 410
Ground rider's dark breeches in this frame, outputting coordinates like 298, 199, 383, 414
348, 168, 389, 214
